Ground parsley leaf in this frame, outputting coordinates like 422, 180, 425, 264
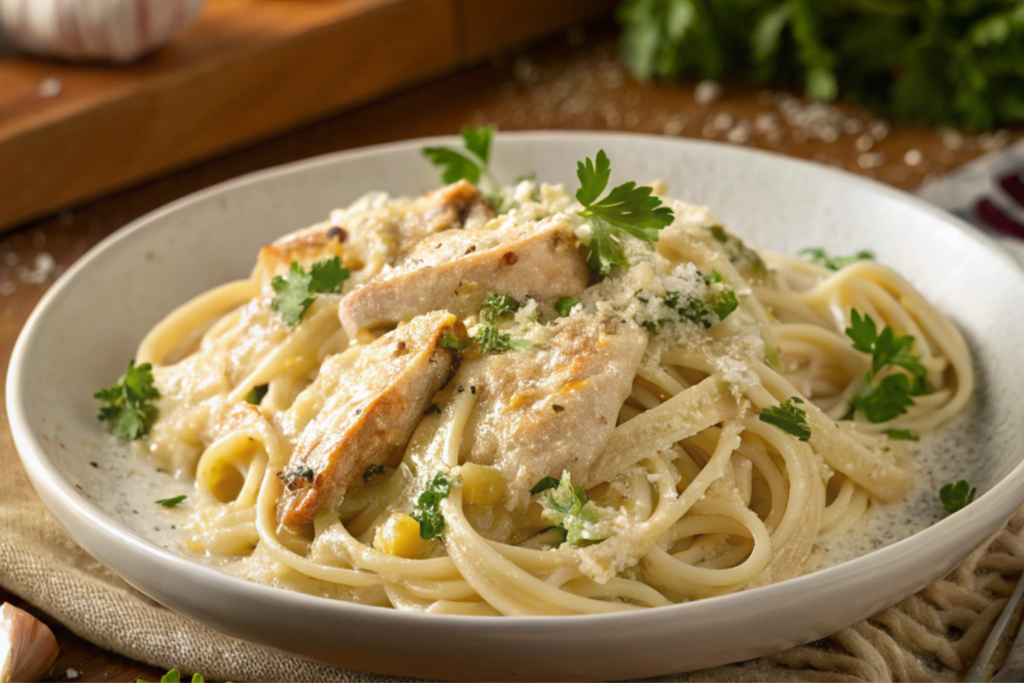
940, 480, 976, 515
421, 147, 481, 185
535, 471, 615, 545
845, 309, 878, 354
271, 258, 349, 326
576, 150, 675, 275
480, 293, 521, 323
801, 248, 875, 271
885, 429, 919, 441
555, 296, 579, 317
852, 373, 915, 423
423, 125, 498, 192
308, 256, 348, 294
531, 476, 561, 494
95, 359, 160, 441
474, 326, 512, 354
156, 495, 186, 509
439, 330, 468, 353
412, 473, 454, 540
244, 383, 268, 405
363, 464, 387, 481
460, 124, 493, 165
844, 310, 928, 422
759, 397, 811, 441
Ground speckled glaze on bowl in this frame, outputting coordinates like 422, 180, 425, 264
8, 133, 1024, 681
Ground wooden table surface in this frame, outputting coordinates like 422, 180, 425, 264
0, 22, 1017, 683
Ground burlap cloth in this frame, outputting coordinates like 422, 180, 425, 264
1, 394, 1023, 683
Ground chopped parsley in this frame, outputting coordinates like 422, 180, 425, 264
363, 464, 387, 481
885, 429, 920, 441
439, 330, 468, 353
474, 326, 512, 354
647, 270, 740, 333
535, 471, 615, 546
156, 495, 186, 509
412, 473, 454, 540
575, 150, 675, 275
270, 257, 349, 326
480, 292, 521, 323
705, 226, 767, 280
940, 480, 976, 515
554, 296, 579, 317
759, 397, 811, 441
845, 310, 929, 422
800, 248, 875, 271
244, 383, 269, 405
530, 476, 561, 494
95, 359, 160, 441
277, 464, 315, 491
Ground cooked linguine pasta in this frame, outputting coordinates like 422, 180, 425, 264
122, 169, 973, 616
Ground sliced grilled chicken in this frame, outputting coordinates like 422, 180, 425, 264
340, 217, 590, 336
277, 311, 465, 524
253, 180, 493, 284
460, 314, 647, 509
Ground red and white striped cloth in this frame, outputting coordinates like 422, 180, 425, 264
918, 138, 1024, 265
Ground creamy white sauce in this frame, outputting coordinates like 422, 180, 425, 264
80, 401, 982, 585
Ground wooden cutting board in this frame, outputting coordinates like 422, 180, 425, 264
0, 0, 614, 232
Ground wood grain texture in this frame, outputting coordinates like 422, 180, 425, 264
0, 0, 458, 231
0, 25, 1016, 683
0, 0, 615, 232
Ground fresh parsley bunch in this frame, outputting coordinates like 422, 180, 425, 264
618, 0, 1024, 130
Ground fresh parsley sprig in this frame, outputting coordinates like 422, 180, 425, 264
412, 473, 455, 540
801, 248, 875, 271
270, 257, 349, 326
95, 360, 160, 441
759, 396, 811, 441
940, 480, 976, 515
845, 310, 928, 423
423, 125, 502, 204
576, 150, 675, 276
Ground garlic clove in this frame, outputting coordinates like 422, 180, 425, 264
0, 0, 206, 64
0, 603, 59, 683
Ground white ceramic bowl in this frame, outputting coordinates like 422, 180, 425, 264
8, 133, 1024, 681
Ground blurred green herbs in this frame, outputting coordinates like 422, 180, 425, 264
618, 0, 1024, 130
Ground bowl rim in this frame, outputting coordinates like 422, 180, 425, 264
7, 130, 1024, 632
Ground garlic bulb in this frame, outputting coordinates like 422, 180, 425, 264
0, 0, 205, 64
0, 603, 59, 683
